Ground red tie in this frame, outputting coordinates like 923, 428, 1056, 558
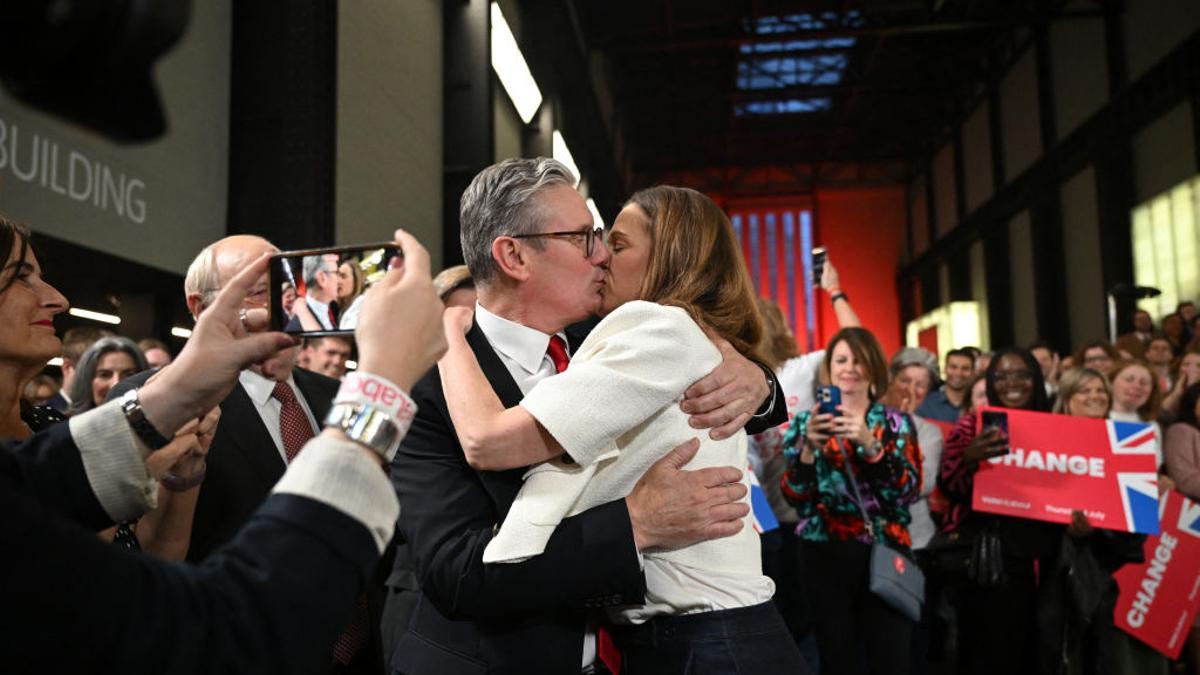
271, 381, 314, 462
546, 337, 620, 672
272, 381, 369, 663
547, 335, 570, 374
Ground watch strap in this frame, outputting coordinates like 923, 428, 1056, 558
118, 389, 172, 450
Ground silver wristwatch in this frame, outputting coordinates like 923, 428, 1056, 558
324, 403, 402, 461
118, 388, 172, 450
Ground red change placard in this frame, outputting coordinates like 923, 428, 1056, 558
1113, 490, 1200, 659
970, 408, 1161, 534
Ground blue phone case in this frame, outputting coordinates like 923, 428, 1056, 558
817, 385, 842, 416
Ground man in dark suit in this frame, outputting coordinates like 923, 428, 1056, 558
4, 229, 446, 674
388, 158, 785, 674
116, 235, 377, 673
167, 235, 342, 561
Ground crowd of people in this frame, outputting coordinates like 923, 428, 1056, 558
3, 155, 1199, 675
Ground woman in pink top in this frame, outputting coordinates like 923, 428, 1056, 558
1165, 381, 1200, 674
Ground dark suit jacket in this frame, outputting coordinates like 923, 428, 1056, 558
45, 390, 69, 414
1, 418, 379, 675
188, 367, 339, 561
387, 315, 788, 674
388, 323, 647, 675
110, 366, 340, 561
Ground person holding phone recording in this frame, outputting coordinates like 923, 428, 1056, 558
782, 327, 922, 675
936, 348, 1057, 675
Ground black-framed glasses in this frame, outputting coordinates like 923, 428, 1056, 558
994, 370, 1035, 384
511, 226, 605, 258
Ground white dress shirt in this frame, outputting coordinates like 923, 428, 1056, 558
473, 301, 596, 668
474, 302, 566, 390
306, 297, 334, 330
238, 369, 320, 465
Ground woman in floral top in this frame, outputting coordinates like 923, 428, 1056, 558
782, 327, 922, 674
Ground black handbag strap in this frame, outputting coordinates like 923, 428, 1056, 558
840, 446, 880, 541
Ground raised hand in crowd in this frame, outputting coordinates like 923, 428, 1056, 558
353, 229, 447, 394
962, 427, 1008, 467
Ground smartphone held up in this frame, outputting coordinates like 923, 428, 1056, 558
269, 243, 402, 337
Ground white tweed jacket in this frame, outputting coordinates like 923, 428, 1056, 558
484, 301, 772, 619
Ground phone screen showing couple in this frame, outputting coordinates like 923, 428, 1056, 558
269, 244, 401, 336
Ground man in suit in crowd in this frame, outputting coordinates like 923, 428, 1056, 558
177, 236, 341, 560
116, 235, 379, 673
1116, 308, 1155, 359
302, 336, 354, 380
5, 229, 444, 674
47, 326, 113, 412
284, 253, 341, 331
387, 158, 786, 674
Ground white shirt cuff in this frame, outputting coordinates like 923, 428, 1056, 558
272, 434, 399, 553
68, 402, 157, 523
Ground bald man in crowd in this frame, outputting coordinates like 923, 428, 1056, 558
112, 235, 375, 672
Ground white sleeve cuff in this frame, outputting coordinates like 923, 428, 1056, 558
68, 402, 157, 522
272, 434, 399, 553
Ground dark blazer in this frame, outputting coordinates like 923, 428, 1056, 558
110, 366, 340, 561
1, 423, 380, 675
45, 390, 70, 414
188, 367, 339, 562
388, 322, 647, 675
387, 315, 788, 674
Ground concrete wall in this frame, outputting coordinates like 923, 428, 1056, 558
337, 0, 444, 264
1132, 101, 1197, 203
1060, 166, 1106, 347
1000, 48, 1042, 180
932, 142, 957, 238
1008, 210, 1038, 346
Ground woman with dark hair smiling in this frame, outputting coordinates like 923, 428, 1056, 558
0, 215, 217, 561
782, 327, 922, 674
65, 336, 148, 416
937, 348, 1057, 675
0, 217, 69, 441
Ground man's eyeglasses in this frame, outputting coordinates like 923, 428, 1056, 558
511, 226, 606, 258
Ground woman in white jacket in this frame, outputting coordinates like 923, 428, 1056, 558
437, 186, 808, 673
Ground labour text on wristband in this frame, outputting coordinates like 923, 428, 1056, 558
335, 371, 417, 436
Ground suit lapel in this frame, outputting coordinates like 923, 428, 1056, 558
219, 383, 286, 488
466, 321, 524, 410
292, 368, 336, 423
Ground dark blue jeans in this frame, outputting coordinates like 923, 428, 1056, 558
610, 601, 813, 674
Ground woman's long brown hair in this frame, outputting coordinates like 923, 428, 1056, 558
626, 186, 766, 364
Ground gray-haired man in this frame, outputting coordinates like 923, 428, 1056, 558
386, 158, 786, 674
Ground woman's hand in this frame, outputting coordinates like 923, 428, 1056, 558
1068, 510, 1094, 537
820, 259, 841, 292
442, 306, 474, 340
145, 407, 219, 480
1158, 472, 1176, 496
803, 405, 833, 463
832, 410, 875, 449
963, 428, 1008, 466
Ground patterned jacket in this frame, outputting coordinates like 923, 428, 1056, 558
782, 402, 922, 550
